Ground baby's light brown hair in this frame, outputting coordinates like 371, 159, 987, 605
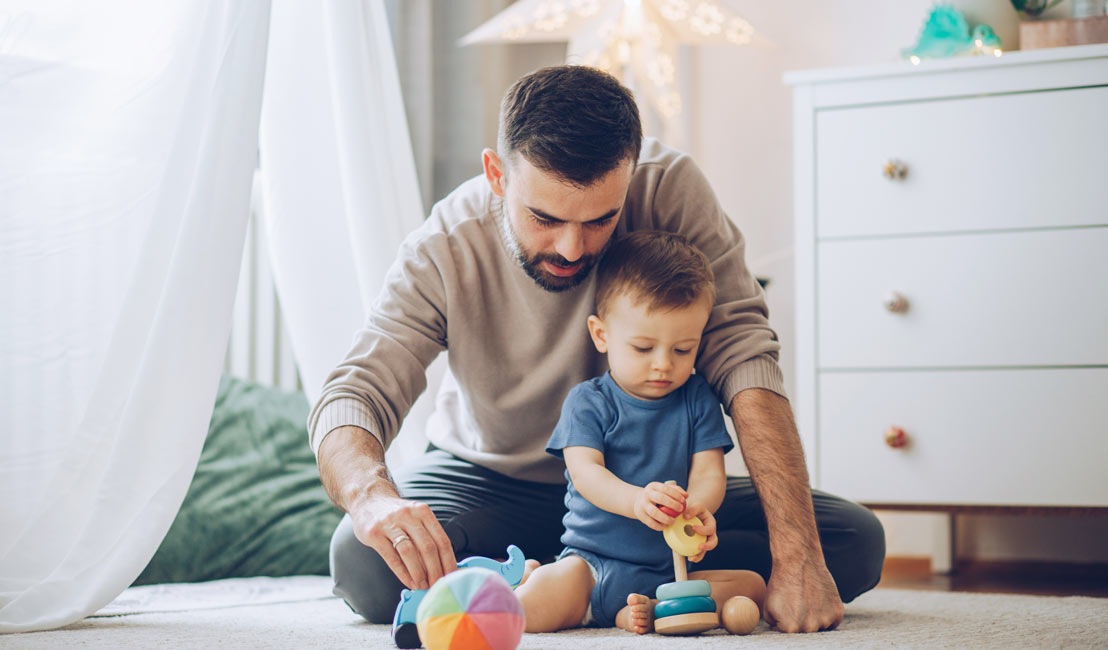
594, 231, 716, 318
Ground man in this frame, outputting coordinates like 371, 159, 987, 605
309, 65, 884, 633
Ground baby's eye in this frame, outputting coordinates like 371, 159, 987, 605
674, 349, 692, 356
632, 345, 652, 353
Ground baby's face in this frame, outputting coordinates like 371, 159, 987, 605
589, 293, 712, 401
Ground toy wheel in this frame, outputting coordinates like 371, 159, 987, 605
393, 622, 421, 648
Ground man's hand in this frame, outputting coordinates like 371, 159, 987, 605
347, 492, 457, 591
730, 387, 841, 634
632, 481, 686, 530
762, 558, 843, 633
318, 426, 457, 591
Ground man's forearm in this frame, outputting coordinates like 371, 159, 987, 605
731, 388, 823, 564
317, 425, 399, 513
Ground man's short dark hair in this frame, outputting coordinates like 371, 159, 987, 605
498, 65, 643, 187
595, 231, 716, 318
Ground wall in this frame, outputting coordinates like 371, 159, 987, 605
688, 0, 1108, 564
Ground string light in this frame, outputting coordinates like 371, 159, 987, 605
461, 0, 756, 135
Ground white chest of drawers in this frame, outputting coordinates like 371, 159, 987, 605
786, 45, 1108, 509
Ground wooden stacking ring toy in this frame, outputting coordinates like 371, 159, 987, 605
654, 595, 717, 618
721, 595, 760, 635
656, 579, 711, 601
658, 505, 681, 518
662, 513, 705, 557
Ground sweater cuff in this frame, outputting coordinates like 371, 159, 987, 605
721, 355, 788, 409
310, 396, 385, 456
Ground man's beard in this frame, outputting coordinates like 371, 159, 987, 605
500, 209, 609, 293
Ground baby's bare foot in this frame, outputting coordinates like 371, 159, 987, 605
616, 593, 654, 634
515, 559, 542, 587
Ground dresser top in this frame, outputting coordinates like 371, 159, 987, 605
784, 42, 1108, 86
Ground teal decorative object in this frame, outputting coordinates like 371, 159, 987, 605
971, 24, 1002, 50
1009, 0, 1064, 18
902, 5, 1003, 61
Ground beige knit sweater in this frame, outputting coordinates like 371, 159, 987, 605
308, 138, 784, 484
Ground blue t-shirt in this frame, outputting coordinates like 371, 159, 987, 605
545, 372, 734, 567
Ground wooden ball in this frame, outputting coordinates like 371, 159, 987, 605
721, 596, 759, 635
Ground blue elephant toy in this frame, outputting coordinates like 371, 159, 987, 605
392, 544, 526, 648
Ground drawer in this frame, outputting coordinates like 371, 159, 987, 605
815, 85, 1108, 239
817, 368, 1108, 506
817, 228, 1108, 369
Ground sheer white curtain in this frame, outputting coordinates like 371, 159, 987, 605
258, 1, 426, 447
0, 0, 271, 633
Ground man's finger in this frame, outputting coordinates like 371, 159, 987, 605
422, 517, 457, 577
391, 532, 429, 590
407, 524, 445, 587
374, 536, 417, 590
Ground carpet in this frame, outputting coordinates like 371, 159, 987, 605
4, 576, 1106, 649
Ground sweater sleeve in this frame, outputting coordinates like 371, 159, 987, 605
645, 150, 787, 406
306, 227, 449, 456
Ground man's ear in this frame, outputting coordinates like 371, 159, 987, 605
587, 315, 608, 353
483, 149, 505, 197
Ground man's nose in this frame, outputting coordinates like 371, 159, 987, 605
554, 224, 585, 262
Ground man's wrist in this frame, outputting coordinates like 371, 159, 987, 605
341, 465, 397, 513
318, 424, 398, 513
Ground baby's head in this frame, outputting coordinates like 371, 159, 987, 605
588, 231, 715, 400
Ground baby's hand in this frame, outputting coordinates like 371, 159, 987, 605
633, 481, 687, 531
681, 502, 718, 563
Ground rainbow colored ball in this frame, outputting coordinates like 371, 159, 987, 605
415, 567, 525, 650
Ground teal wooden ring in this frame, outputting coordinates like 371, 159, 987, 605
656, 580, 711, 601
654, 595, 717, 618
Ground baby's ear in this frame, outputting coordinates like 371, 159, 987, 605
586, 315, 608, 353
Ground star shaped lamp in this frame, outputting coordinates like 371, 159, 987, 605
460, 0, 755, 139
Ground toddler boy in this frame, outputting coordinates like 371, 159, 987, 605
515, 231, 766, 634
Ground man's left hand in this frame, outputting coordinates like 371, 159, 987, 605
762, 557, 843, 633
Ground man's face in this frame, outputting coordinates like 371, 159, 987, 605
485, 151, 631, 292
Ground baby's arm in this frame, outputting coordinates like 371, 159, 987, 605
683, 448, 727, 562
562, 446, 687, 531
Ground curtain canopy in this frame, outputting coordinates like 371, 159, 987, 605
1, 0, 425, 632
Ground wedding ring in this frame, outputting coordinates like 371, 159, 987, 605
392, 535, 411, 549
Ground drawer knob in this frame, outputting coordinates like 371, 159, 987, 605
885, 426, 909, 449
882, 159, 908, 180
883, 291, 910, 314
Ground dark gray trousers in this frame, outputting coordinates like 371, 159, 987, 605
330, 448, 885, 623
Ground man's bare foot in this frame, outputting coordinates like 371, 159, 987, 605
516, 559, 542, 587
615, 593, 654, 634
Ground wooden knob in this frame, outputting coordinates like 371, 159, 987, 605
883, 159, 908, 180
883, 291, 909, 314
885, 426, 909, 449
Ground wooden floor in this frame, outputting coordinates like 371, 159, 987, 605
876, 557, 1108, 598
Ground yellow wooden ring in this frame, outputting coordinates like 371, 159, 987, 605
662, 514, 705, 557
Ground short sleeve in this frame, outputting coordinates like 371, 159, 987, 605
689, 375, 734, 455
546, 381, 613, 459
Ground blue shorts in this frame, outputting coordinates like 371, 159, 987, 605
558, 547, 673, 628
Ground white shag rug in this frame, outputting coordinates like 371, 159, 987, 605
4, 575, 1106, 649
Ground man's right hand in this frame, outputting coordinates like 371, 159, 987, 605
347, 492, 458, 591
317, 425, 457, 591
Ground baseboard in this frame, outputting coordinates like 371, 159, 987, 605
954, 558, 1108, 579
884, 555, 1108, 578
